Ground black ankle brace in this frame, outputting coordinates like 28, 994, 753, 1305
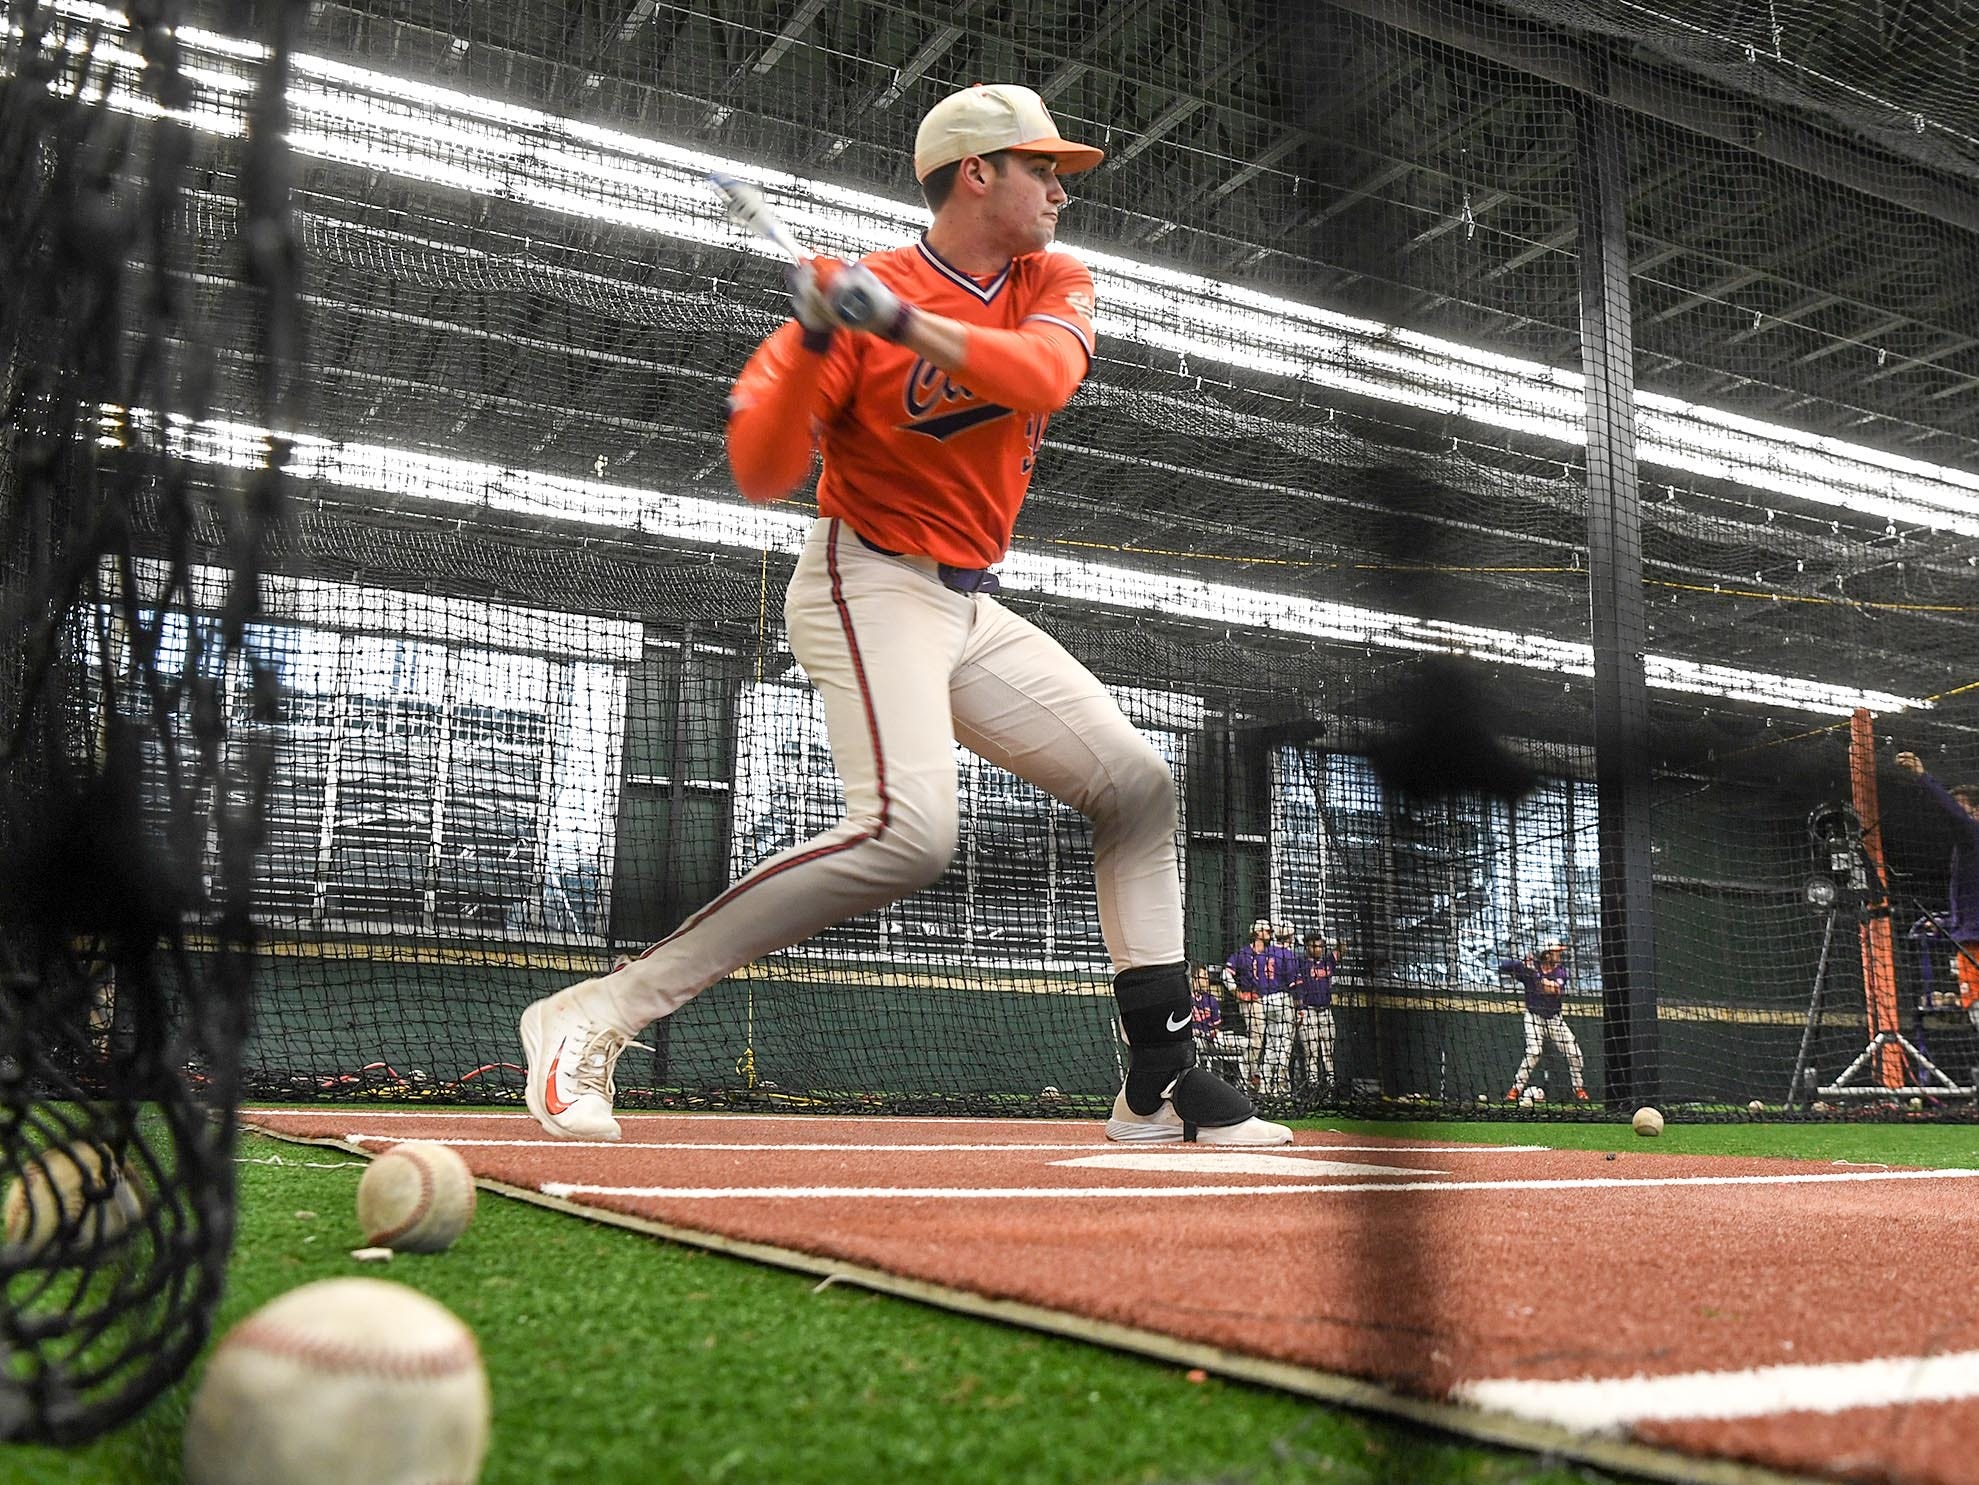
1113, 962, 1195, 1114
1113, 961, 1192, 1048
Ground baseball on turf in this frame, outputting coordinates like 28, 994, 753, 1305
2, 1140, 145, 1261
1631, 1106, 1664, 1137
1747, 1099, 1765, 1114
357, 1140, 476, 1253
183, 1277, 489, 1485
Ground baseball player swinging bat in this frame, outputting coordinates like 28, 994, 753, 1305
517, 87, 1287, 1153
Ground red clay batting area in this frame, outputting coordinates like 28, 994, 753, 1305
247, 1110, 1979, 1485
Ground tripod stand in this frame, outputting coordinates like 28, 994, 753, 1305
1786, 899, 1845, 1108
1789, 813, 1976, 1105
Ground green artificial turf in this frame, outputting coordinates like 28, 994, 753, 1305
0, 1127, 1677, 1485
1328, 1113, 1979, 1167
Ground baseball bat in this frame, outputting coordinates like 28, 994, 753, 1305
706, 170, 810, 263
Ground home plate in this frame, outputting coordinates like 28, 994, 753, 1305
1054, 1152, 1439, 1177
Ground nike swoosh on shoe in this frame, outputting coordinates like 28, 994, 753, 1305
544, 1048, 573, 1116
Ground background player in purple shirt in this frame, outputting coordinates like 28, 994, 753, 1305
1189, 962, 1223, 1045
1499, 942, 1589, 1102
1255, 922, 1300, 1095
1224, 918, 1293, 1094
1292, 931, 1342, 1092
1895, 750, 1979, 1029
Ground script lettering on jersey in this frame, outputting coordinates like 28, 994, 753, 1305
899, 357, 1013, 442
1019, 411, 1046, 474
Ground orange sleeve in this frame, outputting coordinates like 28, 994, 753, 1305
724, 322, 846, 503
954, 322, 1089, 414
951, 252, 1096, 414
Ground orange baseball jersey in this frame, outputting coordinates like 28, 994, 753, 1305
729, 238, 1096, 568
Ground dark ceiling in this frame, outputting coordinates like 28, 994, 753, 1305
157, 0, 1979, 731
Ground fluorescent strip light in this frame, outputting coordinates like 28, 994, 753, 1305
16, 1, 1979, 539
152, 409, 1924, 716
111, 552, 645, 660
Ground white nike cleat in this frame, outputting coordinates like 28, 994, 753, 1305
520, 985, 637, 1141
1104, 1071, 1293, 1147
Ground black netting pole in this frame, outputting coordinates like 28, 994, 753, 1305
1575, 86, 1659, 1107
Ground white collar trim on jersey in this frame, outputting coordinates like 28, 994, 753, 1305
916, 236, 1012, 302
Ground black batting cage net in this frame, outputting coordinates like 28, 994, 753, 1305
1, 0, 297, 1443
7, 4, 1979, 1376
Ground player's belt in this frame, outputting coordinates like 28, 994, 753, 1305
856, 532, 1001, 596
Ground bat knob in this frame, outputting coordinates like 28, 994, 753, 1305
826, 268, 909, 339
831, 282, 878, 328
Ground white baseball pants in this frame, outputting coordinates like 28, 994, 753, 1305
1513, 1009, 1585, 1090
585, 517, 1184, 1032
1244, 994, 1296, 1096
1296, 1005, 1335, 1086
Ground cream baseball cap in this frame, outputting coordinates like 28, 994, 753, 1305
913, 83, 1104, 181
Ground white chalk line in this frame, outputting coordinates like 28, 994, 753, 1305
539, 1167, 1979, 1201
276, 1109, 1541, 1149
260, 1109, 1105, 1127
1458, 1350, 1979, 1429
339, 1134, 1541, 1155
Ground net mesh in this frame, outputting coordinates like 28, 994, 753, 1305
10, 0, 1978, 1124
0, 0, 297, 1441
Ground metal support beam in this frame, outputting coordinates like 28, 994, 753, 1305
1100, 22, 1284, 173
1102, 96, 1205, 171
1863, 334, 1979, 384
1039, 0, 1163, 102
1193, 130, 1305, 209
1576, 92, 1658, 1107
612, 0, 659, 46
868, 24, 963, 110
1792, 312, 1908, 366
1726, 290, 1842, 344
747, 0, 828, 77
1641, 267, 1767, 326
1484, 159, 1693, 279
1322, 0, 1979, 237
866, 2, 990, 111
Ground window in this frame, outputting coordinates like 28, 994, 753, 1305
1271, 746, 1600, 990
1507, 778, 1602, 977
609, 638, 738, 945
729, 677, 1189, 970
1269, 744, 1330, 942
97, 562, 632, 941
1186, 713, 1269, 961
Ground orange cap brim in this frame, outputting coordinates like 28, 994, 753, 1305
1003, 138, 1105, 175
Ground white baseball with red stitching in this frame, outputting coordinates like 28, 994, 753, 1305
357, 1140, 477, 1253
184, 1277, 490, 1485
